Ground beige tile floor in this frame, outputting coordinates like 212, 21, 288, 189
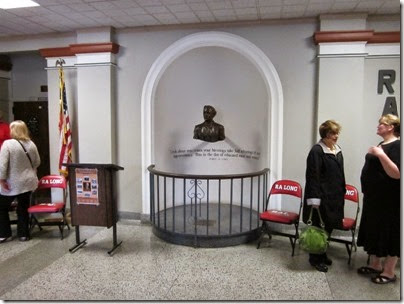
0, 219, 400, 301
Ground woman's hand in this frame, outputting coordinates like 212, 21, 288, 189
0, 179, 10, 192
368, 146, 384, 157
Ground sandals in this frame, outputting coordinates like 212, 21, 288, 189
357, 266, 382, 275
371, 274, 397, 284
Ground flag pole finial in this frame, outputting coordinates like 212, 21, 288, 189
56, 58, 65, 67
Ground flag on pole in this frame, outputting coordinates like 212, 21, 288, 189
58, 64, 72, 176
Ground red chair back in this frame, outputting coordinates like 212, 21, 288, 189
270, 180, 302, 198
37, 175, 67, 190
258, 179, 303, 256
345, 184, 358, 203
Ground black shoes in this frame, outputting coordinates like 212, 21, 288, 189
310, 260, 328, 272
322, 254, 332, 266
313, 263, 328, 272
19, 236, 29, 242
309, 253, 331, 272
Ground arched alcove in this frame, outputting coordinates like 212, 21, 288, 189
141, 31, 284, 215
155, 46, 268, 175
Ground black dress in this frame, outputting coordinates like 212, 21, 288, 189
302, 142, 346, 231
357, 140, 400, 257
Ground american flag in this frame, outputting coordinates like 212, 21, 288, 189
58, 65, 72, 176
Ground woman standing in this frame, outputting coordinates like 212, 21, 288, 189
303, 120, 346, 272
0, 110, 10, 149
357, 114, 400, 284
0, 120, 40, 242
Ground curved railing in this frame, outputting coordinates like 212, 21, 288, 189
148, 165, 270, 247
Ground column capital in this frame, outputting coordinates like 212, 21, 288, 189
40, 42, 120, 67
313, 31, 400, 57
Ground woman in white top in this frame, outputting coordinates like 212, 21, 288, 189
0, 120, 40, 242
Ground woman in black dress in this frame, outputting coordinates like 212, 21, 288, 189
357, 114, 400, 284
303, 120, 346, 272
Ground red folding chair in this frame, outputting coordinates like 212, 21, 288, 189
256, 179, 303, 256
329, 184, 360, 264
28, 175, 70, 239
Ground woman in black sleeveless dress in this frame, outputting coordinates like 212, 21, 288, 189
357, 114, 400, 284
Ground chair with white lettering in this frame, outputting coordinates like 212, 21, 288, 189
256, 179, 303, 256
329, 184, 360, 264
28, 175, 70, 239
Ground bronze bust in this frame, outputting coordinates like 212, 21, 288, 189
193, 105, 225, 142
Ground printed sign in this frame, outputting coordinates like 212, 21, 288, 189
75, 168, 99, 205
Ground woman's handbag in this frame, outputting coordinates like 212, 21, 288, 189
299, 206, 329, 254
16, 139, 33, 168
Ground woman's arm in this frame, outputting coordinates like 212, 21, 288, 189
368, 146, 400, 179
0, 143, 10, 191
306, 146, 323, 207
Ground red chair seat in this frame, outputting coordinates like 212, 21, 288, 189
28, 202, 65, 213
260, 209, 299, 224
342, 217, 355, 230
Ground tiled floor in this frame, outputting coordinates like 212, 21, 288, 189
0, 220, 400, 301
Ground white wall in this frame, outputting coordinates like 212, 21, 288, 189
367, 15, 401, 31
363, 57, 400, 149
317, 56, 366, 188
9, 53, 47, 103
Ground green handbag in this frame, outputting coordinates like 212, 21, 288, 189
299, 206, 329, 254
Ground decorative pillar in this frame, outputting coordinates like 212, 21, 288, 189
40, 42, 119, 175
71, 43, 119, 164
313, 14, 400, 186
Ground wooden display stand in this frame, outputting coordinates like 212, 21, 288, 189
64, 163, 124, 255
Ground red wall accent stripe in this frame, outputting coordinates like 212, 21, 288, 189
313, 30, 400, 44
40, 42, 119, 57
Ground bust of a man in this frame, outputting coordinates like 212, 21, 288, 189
193, 105, 225, 143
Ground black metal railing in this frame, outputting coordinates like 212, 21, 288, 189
148, 165, 269, 247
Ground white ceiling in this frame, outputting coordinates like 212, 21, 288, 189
0, 0, 400, 38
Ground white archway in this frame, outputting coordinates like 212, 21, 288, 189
141, 31, 284, 214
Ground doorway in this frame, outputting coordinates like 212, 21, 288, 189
13, 101, 50, 179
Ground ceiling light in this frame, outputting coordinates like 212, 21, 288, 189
0, 0, 40, 9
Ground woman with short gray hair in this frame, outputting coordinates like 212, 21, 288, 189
302, 120, 346, 272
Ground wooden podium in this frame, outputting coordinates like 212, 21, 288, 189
64, 163, 124, 255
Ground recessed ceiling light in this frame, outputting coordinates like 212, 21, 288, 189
0, 0, 40, 9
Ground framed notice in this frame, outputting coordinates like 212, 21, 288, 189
75, 168, 99, 205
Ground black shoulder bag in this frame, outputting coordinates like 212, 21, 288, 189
16, 140, 34, 169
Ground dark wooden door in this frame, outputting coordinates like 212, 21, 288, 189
13, 101, 50, 179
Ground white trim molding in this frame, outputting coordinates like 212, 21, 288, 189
366, 43, 400, 58
45, 56, 77, 69
141, 31, 284, 215
318, 41, 368, 58
76, 52, 117, 65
